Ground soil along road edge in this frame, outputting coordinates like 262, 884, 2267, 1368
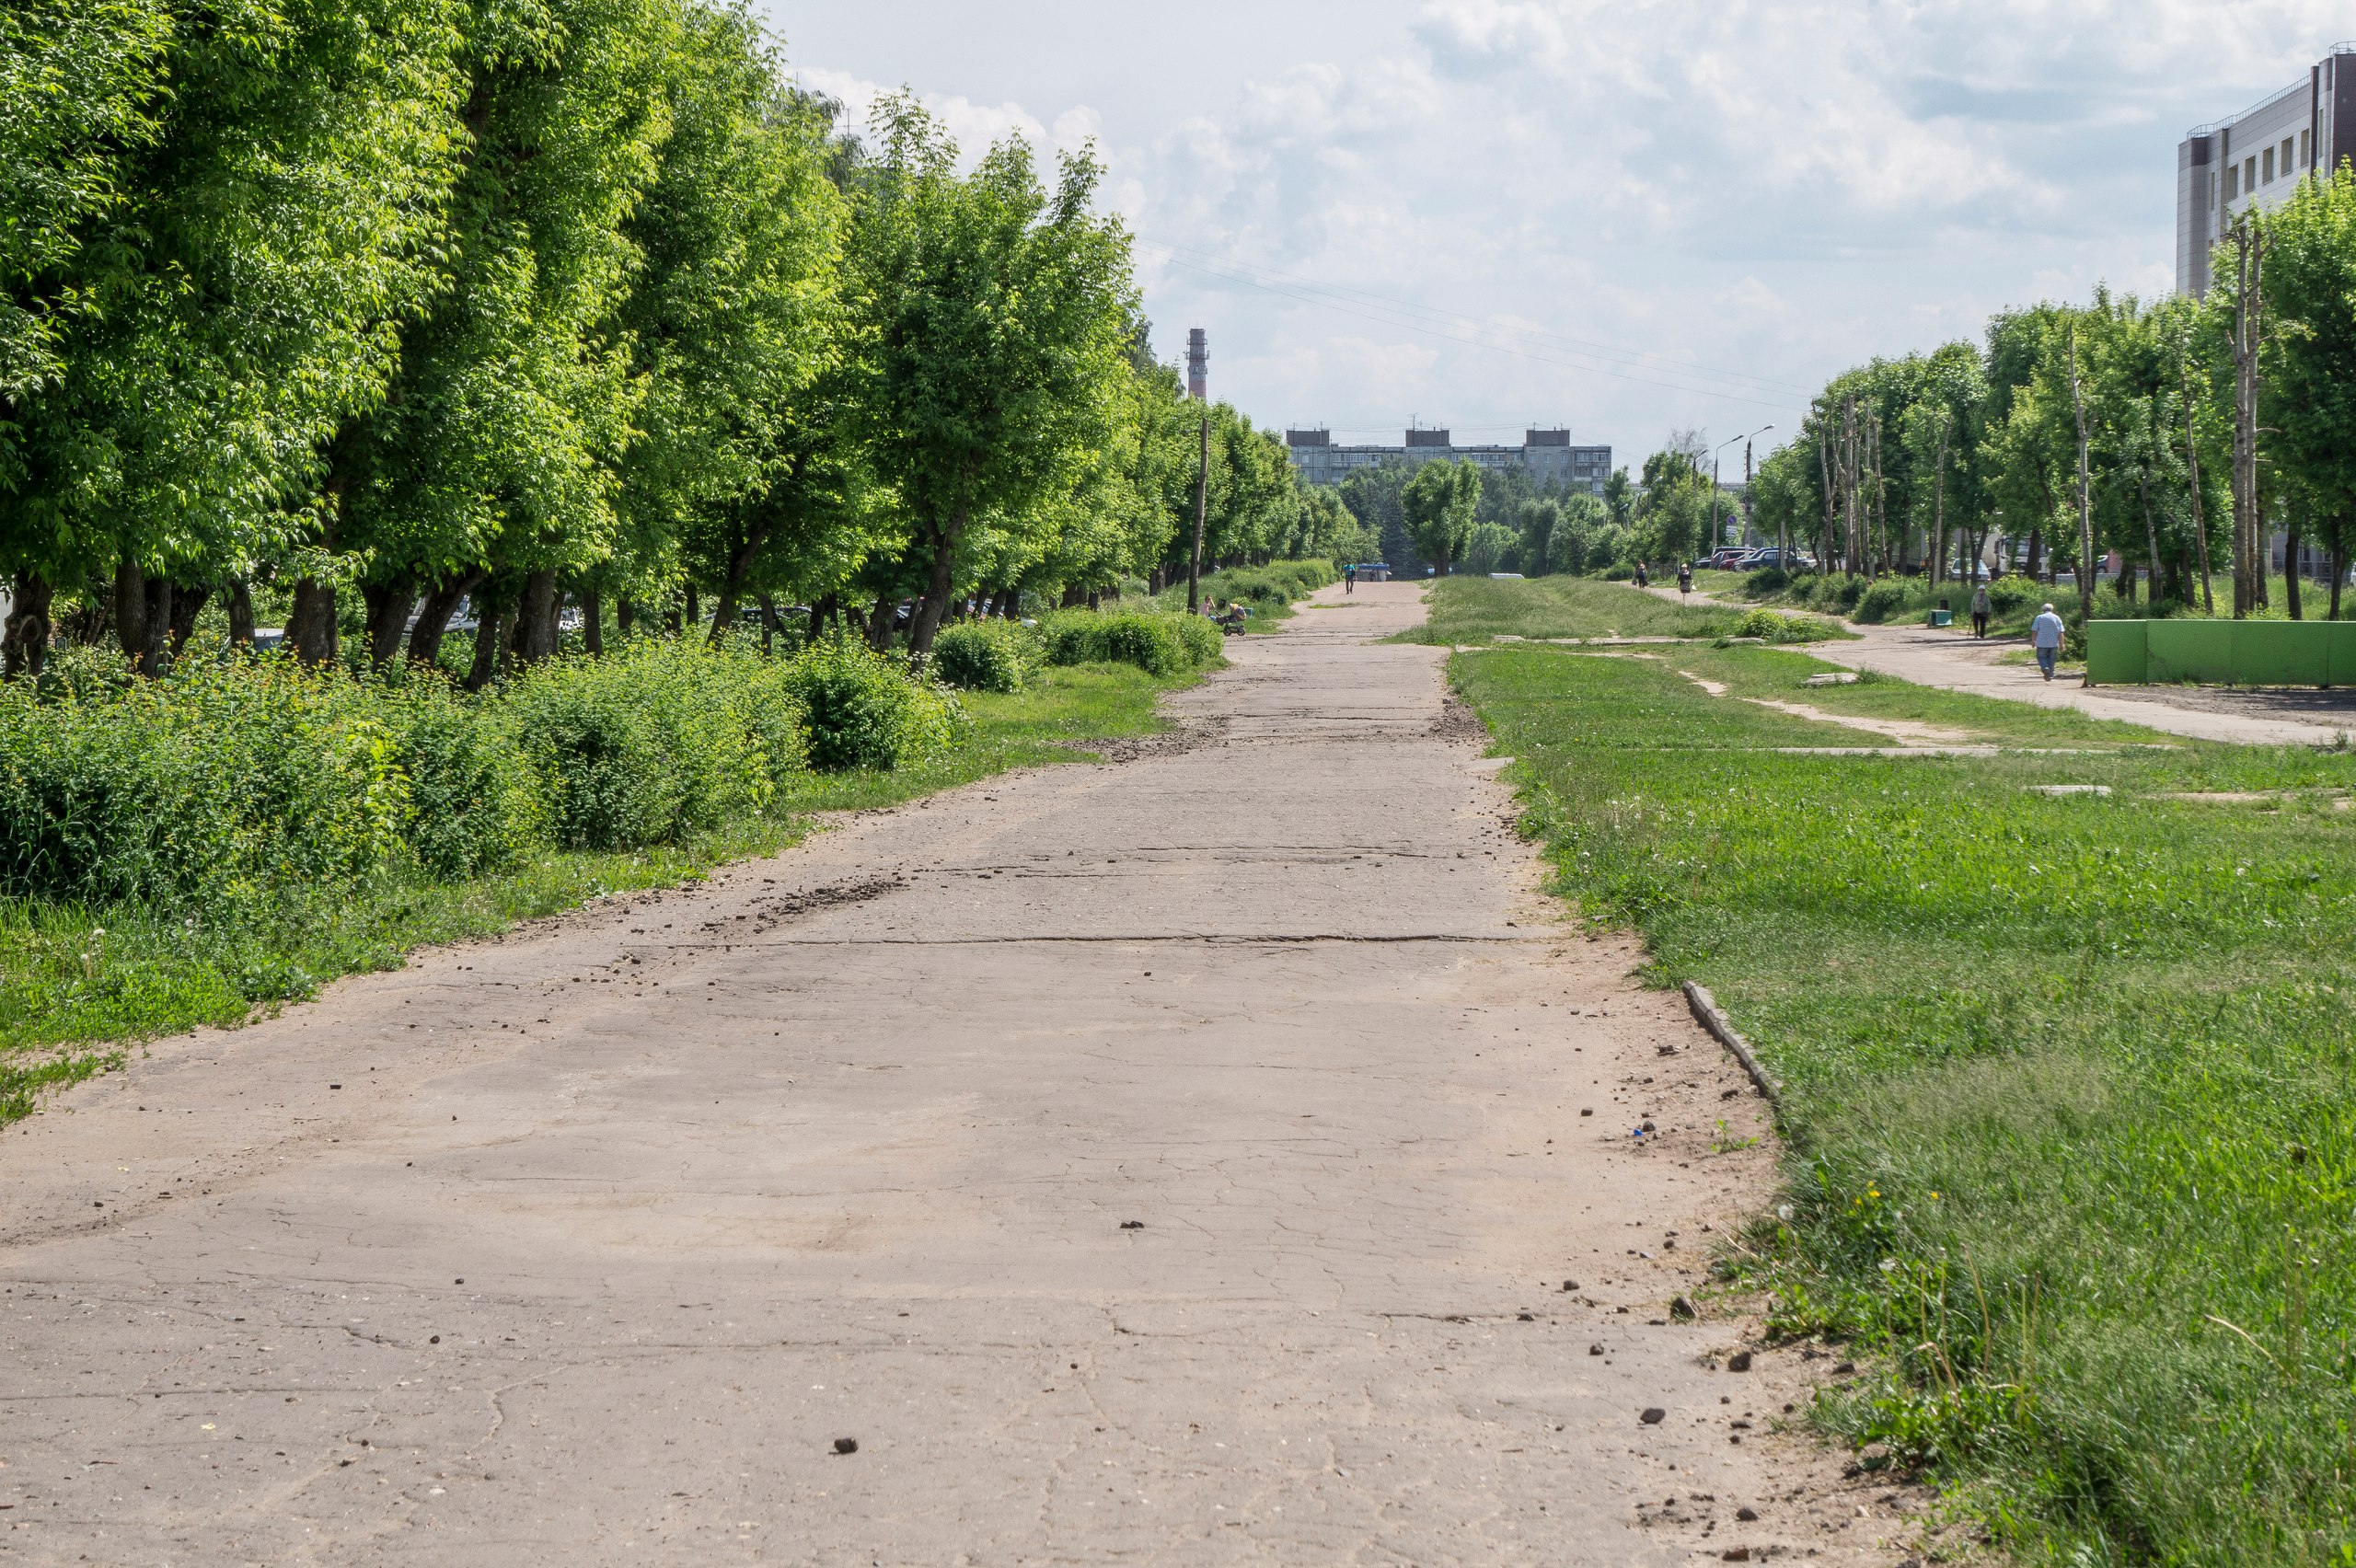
0, 581, 1912, 1566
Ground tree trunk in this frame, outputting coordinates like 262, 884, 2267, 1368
582, 584, 604, 655
228, 581, 255, 648
167, 583, 210, 657
2025, 526, 2043, 582
408, 567, 485, 669
512, 568, 560, 664
2067, 328, 2095, 651
113, 558, 156, 674
2177, 348, 2215, 615
2331, 532, 2344, 621
617, 596, 636, 639
2285, 512, 2304, 620
363, 579, 417, 668
2139, 474, 2164, 611
466, 606, 503, 690
810, 595, 831, 645
707, 519, 777, 646
1929, 419, 1949, 587
2231, 222, 2264, 617
909, 517, 960, 657
864, 594, 895, 651
757, 594, 776, 655
684, 584, 699, 638
288, 578, 337, 667
2, 571, 54, 679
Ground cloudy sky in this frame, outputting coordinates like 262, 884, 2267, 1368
766, 1, 2346, 468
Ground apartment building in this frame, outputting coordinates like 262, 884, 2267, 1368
2176, 44, 2356, 295
1282, 427, 1611, 493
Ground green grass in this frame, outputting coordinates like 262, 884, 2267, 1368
1397, 574, 1850, 646
0, 661, 1189, 1122
1450, 640, 2356, 1565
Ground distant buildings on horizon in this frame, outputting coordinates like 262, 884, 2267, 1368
1283, 427, 1611, 494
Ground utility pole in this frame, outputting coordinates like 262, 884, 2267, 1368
1186, 414, 1209, 615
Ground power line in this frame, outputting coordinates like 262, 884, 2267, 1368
1136, 237, 1813, 409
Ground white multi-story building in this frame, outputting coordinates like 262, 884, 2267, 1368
2176, 44, 2356, 295
1283, 427, 1611, 494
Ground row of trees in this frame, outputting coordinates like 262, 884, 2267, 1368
1748, 164, 2356, 620
0, 0, 1360, 681
1334, 456, 1657, 579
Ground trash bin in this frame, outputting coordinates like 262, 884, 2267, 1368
1928, 609, 1954, 628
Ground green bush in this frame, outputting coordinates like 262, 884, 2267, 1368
1985, 573, 2044, 615
1734, 608, 1842, 645
1198, 559, 1339, 607
504, 640, 807, 849
0, 630, 966, 914
781, 635, 964, 772
930, 619, 1032, 693
1854, 581, 1914, 623
0, 646, 417, 906
1038, 608, 1221, 675
1744, 566, 1791, 595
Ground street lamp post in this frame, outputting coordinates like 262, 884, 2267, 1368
1712, 426, 1774, 558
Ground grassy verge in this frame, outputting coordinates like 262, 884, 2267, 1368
1395, 574, 1849, 645
1450, 640, 2356, 1564
0, 661, 1189, 1122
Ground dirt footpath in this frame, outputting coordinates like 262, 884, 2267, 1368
1, 582, 1918, 1566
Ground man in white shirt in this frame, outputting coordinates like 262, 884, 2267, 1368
2030, 602, 2066, 682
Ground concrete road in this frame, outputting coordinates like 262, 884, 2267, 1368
2, 583, 1911, 1566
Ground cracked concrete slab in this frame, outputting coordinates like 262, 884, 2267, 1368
0, 582, 1919, 1566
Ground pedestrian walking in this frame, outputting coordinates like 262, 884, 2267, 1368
1676, 561, 1692, 601
2030, 601, 2066, 681
1345, 565, 1357, 595
1634, 562, 1649, 588
1970, 583, 1991, 639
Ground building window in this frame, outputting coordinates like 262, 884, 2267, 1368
2264, 146, 2275, 184
2283, 136, 2296, 175
2225, 165, 2239, 200
2247, 156, 2258, 190
2302, 129, 2313, 170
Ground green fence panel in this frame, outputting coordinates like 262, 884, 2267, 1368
2085, 620, 2147, 685
2330, 622, 2356, 688
2233, 621, 2330, 686
2145, 620, 2235, 684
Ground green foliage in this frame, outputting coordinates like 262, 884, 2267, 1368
504, 639, 807, 849
1402, 459, 1482, 575
779, 634, 963, 771
1190, 559, 1338, 608
1461, 521, 1520, 575
1732, 608, 1841, 644
1038, 608, 1222, 675
1851, 581, 1912, 623
930, 619, 1033, 693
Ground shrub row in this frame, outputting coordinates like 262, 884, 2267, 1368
1035, 608, 1223, 676
1195, 559, 1338, 607
0, 636, 960, 909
